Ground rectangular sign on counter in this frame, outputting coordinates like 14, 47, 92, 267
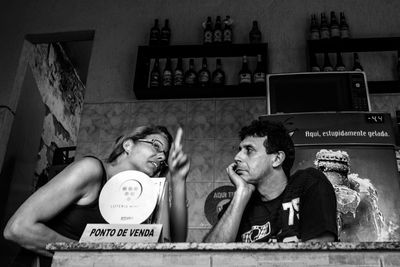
79, 224, 162, 243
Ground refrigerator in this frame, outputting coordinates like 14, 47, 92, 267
260, 112, 400, 241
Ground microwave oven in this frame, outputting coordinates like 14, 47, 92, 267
267, 71, 371, 114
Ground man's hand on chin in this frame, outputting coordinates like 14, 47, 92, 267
226, 163, 255, 199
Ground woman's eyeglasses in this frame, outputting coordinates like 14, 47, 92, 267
137, 139, 168, 167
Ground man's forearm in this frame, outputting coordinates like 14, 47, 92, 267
203, 191, 250, 242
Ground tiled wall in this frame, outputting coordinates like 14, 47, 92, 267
75, 97, 266, 242
75, 94, 400, 242
369, 94, 400, 119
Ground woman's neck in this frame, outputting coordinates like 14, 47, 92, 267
105, 155, 136, 179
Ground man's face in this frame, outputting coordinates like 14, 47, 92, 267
234, 136, 274, 184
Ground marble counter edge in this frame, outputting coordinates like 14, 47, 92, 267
46, 242, 400, 251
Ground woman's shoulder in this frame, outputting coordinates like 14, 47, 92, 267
74, 156, 103, 168
64, 156, 105, 184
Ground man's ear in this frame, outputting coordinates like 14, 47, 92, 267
122, 139, 134, 155
272, 151, 286, 168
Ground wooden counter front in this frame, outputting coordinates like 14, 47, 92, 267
46, 242, 400, 266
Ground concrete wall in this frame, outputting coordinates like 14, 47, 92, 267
2, 0, 400, 175
1, 0, 400, 105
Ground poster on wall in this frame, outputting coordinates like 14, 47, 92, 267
261, 112, 400, 241
204, 185, 235, 226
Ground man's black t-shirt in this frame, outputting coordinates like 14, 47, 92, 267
220, 167, 338, 242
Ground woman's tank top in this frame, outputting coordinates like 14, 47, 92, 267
46, 156, 108, 240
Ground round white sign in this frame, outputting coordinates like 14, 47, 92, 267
99, 170, 158, 224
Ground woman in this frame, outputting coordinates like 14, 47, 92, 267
4, 125, 190, 265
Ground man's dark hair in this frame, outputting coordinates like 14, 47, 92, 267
239, 119, 295, 177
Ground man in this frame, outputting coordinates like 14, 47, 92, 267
204, 119, 337, 243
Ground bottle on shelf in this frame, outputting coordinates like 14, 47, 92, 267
162, 57, 173, 87
352, 53, 363, 71
149, 19, 160, 46
198, 57, 211, 86
160, 19, 171, 45
203, 16, 213, 44
309, 14, 320, 40
323, 53, 334, 72
184, 58, 198, 86
310, 53, 321, 72
396, 111, 400, 141
335, 52, 346, 71
212, 58, 226, 86
149, 58, 161, 88
320, 12, 330, 40
173, 57, 184, 87
249, 20, 262, 44
223, 15, 233, 43
213, 16, 223, 43
396, 50, 400, 80
339, 12, 350, 39
239, 55, 252, 85
329, 11, 340, 39
253, 54, 266, 84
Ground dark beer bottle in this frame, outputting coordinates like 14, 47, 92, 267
330, 11, 340, 39
198, 57, 211, 86
310, 53, 321, 72
320, 13, 330, 39
212, 58, 226, 86
162, 57, 173, 87
203, 17, 213, 44
352, 53, 363, 71
239, 55, 252, 85
396, 51, 400, 80
184, 59, 198, 86
323, 53, 334, 72
150, 58, 161, 88
249, 20, 262, 43
253, 54, 266, 84
173, 57, 184, 86
160, 19, 171, 45
309, 14, 320, 40
223, 16, 233, 43
335, 52, 346, 71
213, 16, 223, 43
149, 19, 160, 46
339, 12, 350, 39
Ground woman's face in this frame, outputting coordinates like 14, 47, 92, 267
129, 133, 170, 177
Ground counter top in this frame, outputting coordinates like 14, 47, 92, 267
46, 242, 400, 251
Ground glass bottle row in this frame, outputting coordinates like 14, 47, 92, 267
149, 55, 266, 88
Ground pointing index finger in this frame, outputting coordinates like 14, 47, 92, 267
174, 127, 183, 148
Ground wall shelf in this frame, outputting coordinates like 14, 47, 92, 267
133, 43, 268, 100
134, 84, 266, 99
308, 37, 400, 53
307, 37, 400, 94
